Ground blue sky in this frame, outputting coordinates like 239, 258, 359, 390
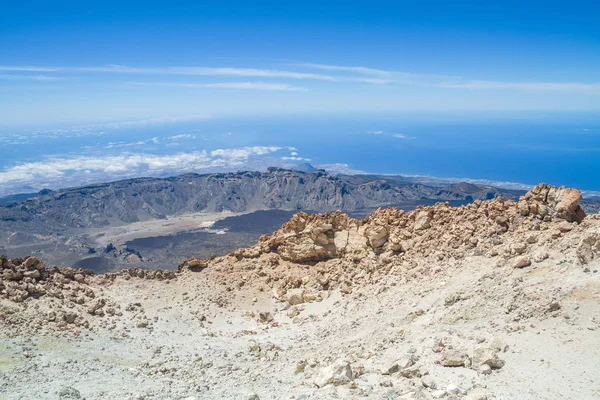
1, 1, 600, 127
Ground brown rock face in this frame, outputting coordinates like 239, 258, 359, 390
517, 183, 585, 222
228, 184, 587, 265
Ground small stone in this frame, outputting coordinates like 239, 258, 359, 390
557, 221, 573, 232
513, 256, 532, 268
314, 361, 353, 388
421, 375, 437, 389
287, 308, 301, 318
534, 252, 549, 262
431, 389, 447, 399
285, 289, 306, 305
439, 349, 469, 367
59, 387, 81, 399
295, 360, 307, 374
388, 357, 414, 374
478, 364, 492, 375
472, 346, 505, 369
249, 342, 261, 352
398, 365, 422, 378
340, 282, 352, 294
246, 393, 260, 400
446, 384, 460, 395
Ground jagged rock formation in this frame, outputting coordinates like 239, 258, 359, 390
517, 183, 585, 222
2, 183, 600, 400
228, 184, 586, 264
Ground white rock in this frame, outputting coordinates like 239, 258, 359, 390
421, 375, 436, 389
314, 361, 353, 388
446, 384, 460, 394
513, 256, 532, 268
478, 364, 492, 375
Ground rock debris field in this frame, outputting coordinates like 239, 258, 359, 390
1, 183, 599, 400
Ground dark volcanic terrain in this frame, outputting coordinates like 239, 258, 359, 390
2, 167, 596, 272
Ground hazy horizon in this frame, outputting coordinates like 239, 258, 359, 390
2, 1, 599, 195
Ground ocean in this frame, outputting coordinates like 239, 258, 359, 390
1, 112, 599, 196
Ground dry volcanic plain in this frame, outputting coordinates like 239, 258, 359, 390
1, 184, 599, 400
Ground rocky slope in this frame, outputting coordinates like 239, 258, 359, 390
1, 184, 599, 399
0, 168, 517, 232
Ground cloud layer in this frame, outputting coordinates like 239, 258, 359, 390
2, 63, 598, 93
0, 146, 298, 196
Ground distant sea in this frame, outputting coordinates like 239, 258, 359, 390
1, 112, 599, 196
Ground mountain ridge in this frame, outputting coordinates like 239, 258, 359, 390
0, 168, 522, 231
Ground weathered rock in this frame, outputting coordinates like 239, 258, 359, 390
365, 225, 389, 249
421, 375, 437, 389
295, 360, 307, 374
58, 386, 81, 399
398, 365, 422, 378
439, 349, 470, 367
577, 233, 600, 264
513, 256, 532, 269
557, 221, 574, 232
472, 347, 505, 369
388, 357, 415, 374
517, 183, 585, 222
285, 289, 306, 305
314, 361, 353, 388
478, 364, 492, 375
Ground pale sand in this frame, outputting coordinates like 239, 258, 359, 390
88, 211, 248, 247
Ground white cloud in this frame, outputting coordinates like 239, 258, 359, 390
210, 146, 284, 160
130, 81, 308, 91
169, 134, 196, 140
96, 116, 210, 129
4, 64, 598, 92
0, 74, 65, 81
0, 65, 335, 81
281, 156, 311, 161
316, 163, 367, 175
291, 63, 392, 77
0, 64, 392, 85
0, 146, 289, 195
436, 80, 600, 92
104, 137, 161, 149
0, 66, 60, 72
367, 131, 409, 139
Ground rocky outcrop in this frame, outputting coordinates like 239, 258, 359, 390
0, 256, 94, 303
231, 184, 586, 264
517, 183, 585, 222
0, 255, 175, 304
